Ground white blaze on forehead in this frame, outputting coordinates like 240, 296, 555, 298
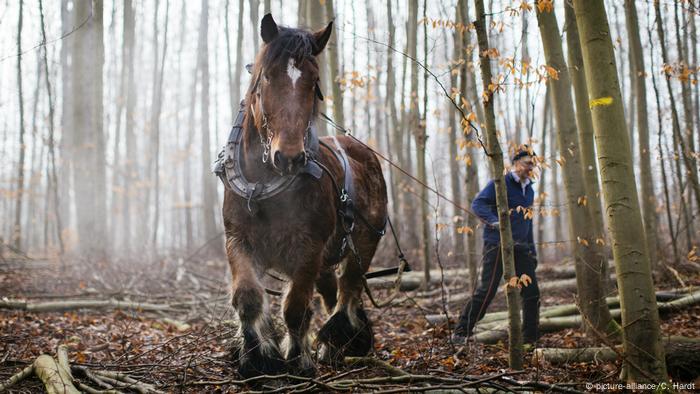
287, 58, 302, 89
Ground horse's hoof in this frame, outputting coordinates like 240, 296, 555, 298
238, 348, 286, 378
286, 356, 317, 378
318, 307, 374, 357
317, 343, 343, 367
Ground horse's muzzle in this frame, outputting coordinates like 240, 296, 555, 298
273, 150, 307, 174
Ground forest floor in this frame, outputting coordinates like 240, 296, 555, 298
0, 252, 699, 393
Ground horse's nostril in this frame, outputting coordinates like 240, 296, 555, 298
292, 152, 307, 166
273, 151, 285, 169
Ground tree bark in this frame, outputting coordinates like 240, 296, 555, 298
621, 0, 657, 268
384, 0, 400, 225
39, 0, 64, 254
59, 0, 74, 248
655, 2, 700, 213
473, 0, 523, 370
325, 0, 344, 130
198, 0, 222, 256
72, 0, 108, 259
449, 1, 465, 263
14, 0, 26, 251
121, 0, 137, 255
418, 0, 431, 288
457, 0, 480, 290
536, 4, 615, 339
573, 0, 667, 382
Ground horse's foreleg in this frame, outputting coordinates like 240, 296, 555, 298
318, 245, 375, 362
315, 267, 338, 313
282, 268, 317, 377
228, 245, 284, 378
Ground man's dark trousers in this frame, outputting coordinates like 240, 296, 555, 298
456, 242, 540, 342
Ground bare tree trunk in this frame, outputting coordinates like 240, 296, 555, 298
59, 0, 74, 247
655, 2, 700, 213
623, 0, 658, 267
199, 0, 221, 256
458, 0, 480, 290
536, 87, 549, 259
306, 0, 328, 136
232, 0, 245, 111
384, 0, 400, 225
248, 0, 260, 50
225, 0, 236, 120
14, 0, 26, 251
121, 0, 137, 255
39, 0, 64, 254
407, 0, 430, 288
652, 65, 679, 264
27, 54, 42, 251
474, 0, 523, 370
72, 0, 107, 259
573, 0, 667, 382
151, 0, 170, 248
325, 0, 344, 132
674, 2, 698, 220
536, 4, 615, 339
449, 0, 465, 263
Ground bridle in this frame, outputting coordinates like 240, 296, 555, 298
252, 58, 323, 166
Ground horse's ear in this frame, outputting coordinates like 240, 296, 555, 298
261, 13, 278, 44
311, 21, 333, 56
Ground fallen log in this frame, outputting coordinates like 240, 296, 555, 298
33, 354, 81, 394
438, 275, 616, 307
468, 290, 700, 344
367, 268, 469, 291
532, 338, 700, 381
470, 309, 623, 344
426, 288, 689, 326
0, 345, 160, 394
0, 298, 172, 313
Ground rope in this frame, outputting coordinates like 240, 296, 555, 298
363, 217, 410, 309
319, 112, 490, 227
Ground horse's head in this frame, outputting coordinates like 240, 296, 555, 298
248, 14, 332, 175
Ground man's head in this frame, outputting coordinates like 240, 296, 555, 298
511, 145, 536, 181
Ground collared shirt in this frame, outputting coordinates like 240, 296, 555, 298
510, 171, 531, 196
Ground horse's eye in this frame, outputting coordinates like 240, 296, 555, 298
263, 74, 270, 83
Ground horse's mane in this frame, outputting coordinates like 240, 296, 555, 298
260, 27, 314, 71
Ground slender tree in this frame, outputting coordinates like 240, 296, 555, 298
325, 0, 344, 130
198, 0, 221, 255
384, 0, 400, 224
573, 0, 667, 382
151, 0, 170, 247
232, 0, 245, 110
473, 0, 523, 370
121, 0, 137, 254
14, 0, 26, 251
249, 0, 260, 50
449, 0, 465, 262
622, 0, 658, 266
536, 2, 615, 338
39, 0, 64, 254
72, 0, 107, 258
458, 0, 481, 287
654, 2, 700, 212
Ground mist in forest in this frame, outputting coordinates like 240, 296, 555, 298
0, 0, 697, 269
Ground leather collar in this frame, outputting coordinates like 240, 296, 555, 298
213, 101, 322, 212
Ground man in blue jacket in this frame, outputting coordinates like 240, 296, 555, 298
453, 146, 540, 344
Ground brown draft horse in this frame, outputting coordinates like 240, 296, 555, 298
221, 14, 387, 378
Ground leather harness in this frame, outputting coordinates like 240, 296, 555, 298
212, 100, 372, 265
